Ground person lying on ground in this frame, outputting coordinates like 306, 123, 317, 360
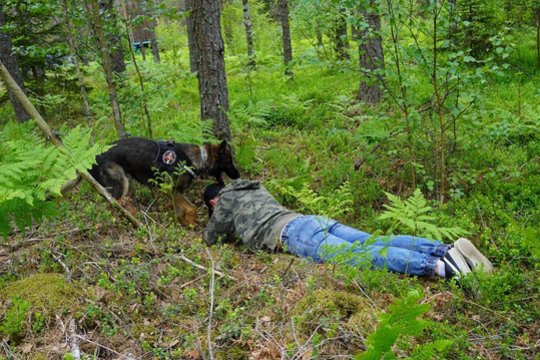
202, 179, 494, 279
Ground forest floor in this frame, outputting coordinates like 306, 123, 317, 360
1, 161, 538, 360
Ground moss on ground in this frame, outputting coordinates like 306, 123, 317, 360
0, 273, 82, 316
293, 288, 376, 334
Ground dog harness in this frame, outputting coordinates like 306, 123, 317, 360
154, 140, 197, 177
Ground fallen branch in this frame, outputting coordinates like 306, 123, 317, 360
0, 60, 143, 229
0, 238, 45, 254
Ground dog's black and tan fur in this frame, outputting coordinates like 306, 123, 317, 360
88, 137, 240, 225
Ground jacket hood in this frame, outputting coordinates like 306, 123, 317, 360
220, 179, 261, 194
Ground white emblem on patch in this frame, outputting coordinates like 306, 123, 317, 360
162, 150, 177, 165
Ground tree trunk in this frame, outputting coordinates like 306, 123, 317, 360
185, 0, 198, 73
334, 7, 350, 61
277, 0, 293, 76
87, 0, 127, 138
191, 0, 231, 141
534, 4, 540, 68
63, 0, 94, 134
358, 0, 384, 104
123, 14, 153, 138
148, 19, 160, 62
143, 0, 160, 62
242, 0, 255, 68
100, 0, 126, 74
0, 3, 30, 122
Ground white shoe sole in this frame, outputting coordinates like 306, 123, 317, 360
454, 238, 494, 274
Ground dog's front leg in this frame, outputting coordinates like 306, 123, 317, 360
173, 193, 197, 226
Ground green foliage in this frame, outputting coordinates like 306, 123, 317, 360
0, 121, 106, 236
456, 0, 507, 55
378, 189, 467, 241
267, 179, 353, 218
356, 290, 452, 360
0, 296, 30, 340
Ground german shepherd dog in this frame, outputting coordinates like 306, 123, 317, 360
88, 137, 240, 225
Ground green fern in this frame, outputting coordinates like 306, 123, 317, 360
268, 179, 354, 218
0, 121, 107, 237
378, 189, 467, 241
356, 290, 452, 360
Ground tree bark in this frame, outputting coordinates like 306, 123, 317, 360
63, 0, 94, 135
148, 18, 160, 63
358, 0, 384, 104
87, 0, 127, 138
123, 13, 153, 138
334, 7, 350, 61
242, 0, 255, 68
277, 0, 293, 76
534, 3, 540, 68
185, 0, 198, 73
191, 0, 231, 141
0, 3, 30, 122
0, 59, 143, 228
143, 0, 160, 62
100, 0, 127, 74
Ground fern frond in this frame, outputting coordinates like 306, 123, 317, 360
378, 189, 468, 240
0, 122, 106, 237
356, 291, 452, 359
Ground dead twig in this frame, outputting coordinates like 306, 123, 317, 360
206, 248, 215, 360
180, 274, 207, 289
173, 253, 236, 281
280, 257, 295, 279
52, 252, 71, 281
1, 339, 18, 360
0, 238, 45, 255
74, 334, 123, 357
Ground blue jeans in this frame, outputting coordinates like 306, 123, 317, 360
280, 215, 450, 276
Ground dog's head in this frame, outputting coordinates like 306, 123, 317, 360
207, 140, 240, 183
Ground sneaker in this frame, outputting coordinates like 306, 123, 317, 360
443, 248, 471, 279
454, 238, 494, 274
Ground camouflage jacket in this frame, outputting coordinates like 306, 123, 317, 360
204, 179, 301, 252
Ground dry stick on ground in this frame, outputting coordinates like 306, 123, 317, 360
206, 248, 216, 360
173, 253, 236, 281
0, 60, 143, 229
52, 252, 72, 280
67, 318, 82, 360
74, 335, 123, 357
0, 339, 18, 360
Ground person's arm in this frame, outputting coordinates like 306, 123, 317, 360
203, 195, 234, 246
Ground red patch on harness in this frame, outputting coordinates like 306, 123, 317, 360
162, 150, 177, 165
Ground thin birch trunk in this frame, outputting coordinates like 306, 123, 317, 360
63, 0, 94, 138
87, 0, 127, 139
242, 0, 255, 68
